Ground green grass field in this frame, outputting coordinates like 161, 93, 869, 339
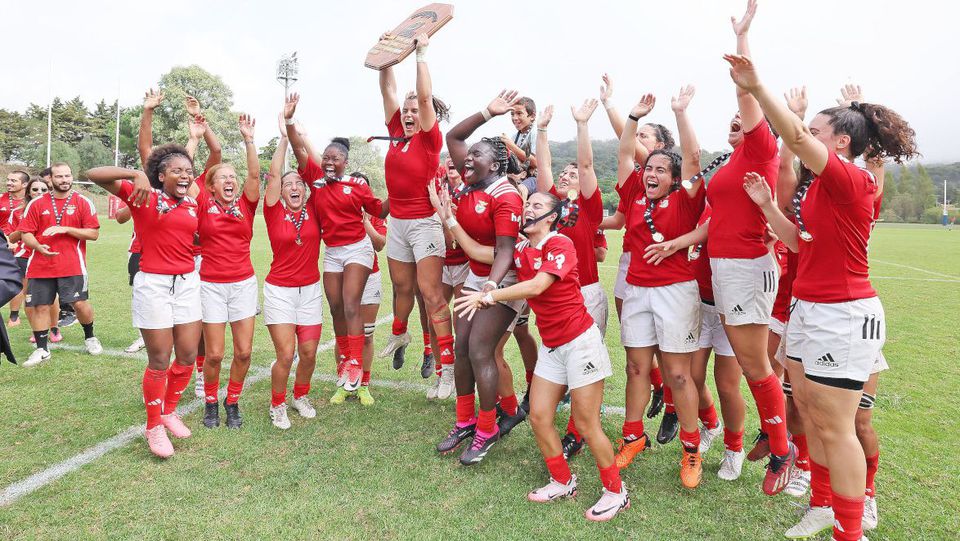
0, 221, 957, 540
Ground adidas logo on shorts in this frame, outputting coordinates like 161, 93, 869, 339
582, 361, 598, 376
685, 332, 696, 344
815, 353, 839, 367
731, 304, 745, 316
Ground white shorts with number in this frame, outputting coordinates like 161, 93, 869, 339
620, 280, 700, 353
535, 325, 612, 390
463, 270, 524, 313
442, 262, 470, 287
362, 271, 382, 306
262, 280, 324, 326
324, 238, 375, 273
711, 254, 779, 326
386, 215, 446, 263
698, 301, 734, 357
581, 282, 609, 337
614, 252, 631, 300
132, 271, 201, 329
200, 275, 259, 323
785, 297, 885, 383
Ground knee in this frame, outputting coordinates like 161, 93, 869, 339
205, 352, 224, 365
454, 341, 469, 364
343, 303, 360, 322
625, 361, 644, 377
234, 349, 252, 365
528, 408, 553, 432
665, 370, 690, 389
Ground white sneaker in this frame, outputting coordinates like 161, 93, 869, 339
125, 336, 145, 353
717, 449, 745, 481
270, 403, 291, 430
437, 364, 455, 400
784, 468, 811, 498
862, 496, 878, 530
23, 348, 51, 367
85, 337, 103, 355
585, 487, 630, 522
527, 475, 578, 502
377, 331, 411, 359
194, 370, 205, 398
698, 422, 724, 453
426, 374, 441, 399
784, 506, 834, 539
290, 395, 317, 418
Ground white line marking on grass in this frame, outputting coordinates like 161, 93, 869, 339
871, 259, 960, 280
872, 275, 960, 283
1, 314, 393, 507
51, 343, 147, 360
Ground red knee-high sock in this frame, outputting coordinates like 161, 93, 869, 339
423, 332, 432, 355
361, 371, 371, 386
566, 416, 582, 441
809, 460, 832, 508
348, 335, 365, 362
335, 335, 350, 364
204, 380, 219, 404
622, 419, 645, 441
271, 390, 286, 407
663, 386, 675, 414
437, 334, 454, 366
293, 383, 310, 399
865, 452, 879, 497
477, 408, 497, 436
500, 394, 518, 416
679, 428, 701, 452
545, 454, 572, 484
747, 373, 789, 456
391, 318, 407, 336
195, 355, 205, 372
698, 404, 720, 430
793, 434, 810, 471
456, 394, 476, 426
525, 370, 534, 386
831, 491, 865, 541
649, 366, 663, 391
598, 463, 623, 493
723, 428, 744, 452
162, 363, 194, 415
142, 368, 166, 429
225, 379, 244, 405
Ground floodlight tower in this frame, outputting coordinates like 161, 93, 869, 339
276, 52, 299, 165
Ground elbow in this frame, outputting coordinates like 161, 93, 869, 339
786, 126, 813, 150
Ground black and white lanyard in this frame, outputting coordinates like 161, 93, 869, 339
155, 190, 186, 215
49, 191, 75, 226
793, 179, 814, 241
289, 208, 307, 246
214, 198, 244, 220
681, 152, 731, 190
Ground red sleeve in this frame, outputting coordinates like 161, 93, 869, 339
17, 200, 41, 235
581, 189, 603, 224
541, 236, 577, 280
358, 182, 384, 217
493, 193, 522, 238
421, 120, 443, 153
80, 198, 100, 229
819, 153, 878, 205
115, 180, 134, 202
677, 182, 707, 222
617, 170, 642, 214
194, 171, 209, 197
387, 109, 402, 138
242, 196, 259, 225
262, 198, 281, 225
370, 216, 387, 235
594, 229, 607, 249
297, 156, 325, 183
742, 119, 779, 164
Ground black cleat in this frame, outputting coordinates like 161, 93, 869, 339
561, 432, 585, 459
392, 345, 408, 370
58, 312, 78, 328
223, 399, 242, 429
202, 402, 220, 428
420, 351, 435, 379
459, 428, 500, 466
497, 407, 527, 437
437, 423, 475, 454
646, 389, 664, 418
656, 411, 679, 444
519, 390, 530, 416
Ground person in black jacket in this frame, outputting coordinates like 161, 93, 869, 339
0, 231, 22, 364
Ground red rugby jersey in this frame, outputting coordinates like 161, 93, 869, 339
263, 199, 321, 287
454, 177, 522, 277
18, 191, 99, 279
114, 181, 197, 275
298, 157, 384, 248
196, 188, 258, 283
384, 110, 443, 219
550, 186, 603, 287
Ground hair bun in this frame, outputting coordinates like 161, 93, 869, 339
331, 137, 350, 150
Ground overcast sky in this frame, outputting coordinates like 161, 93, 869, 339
3, 0, 956, 163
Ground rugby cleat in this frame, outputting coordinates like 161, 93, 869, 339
437, 423, 476, 455
23, 348, 51, 367
762, 442, 797, 496
223, 399, 243, 429
614, 434, 650, 469
585, 487, 630, 522
646, 388, 664, 418
290, 395, 317, 418
378, 332, 411, 369
680, 449, 703, 489
329, 387, 350, 405
202, 402, 220, 428
698, 422, 724, 453
718, 449, 746, 481
656, 411, 679, 444
420, 351, 435, 379
561, 432, 585, 460
496, 406, 527, 437
459, 428, 500, 466
783, 468, 811, 497
528, 475, 578, 503
145, 425, 174, 458
747, 429, 770, 461
160, 412, 192, 438
270, 403, 291, 430
357, 386, 375, 406
436, 364, 455, 400
342, 359, 363, 392
784, 506, 834, 539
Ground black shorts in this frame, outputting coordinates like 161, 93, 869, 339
16, 257, 28, 281
26, 275, 89, 307
128, 252, 142, 286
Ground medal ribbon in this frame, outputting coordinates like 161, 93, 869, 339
49, 192, 75, 226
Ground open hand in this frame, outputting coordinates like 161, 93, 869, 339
284, 93, 300, 120
785, 86, 808, 118
724, 54, 761, 92
599, 73, 614, 103
837, 84, 864, 107
731, 0, 757, 36
643, 239, 682, 266
742, 171, 772, 207
143, 88, 164, 111
36, 244, 59, 257
671, 85, 696, 113
238, 114, 256, 140
185, 95, 201, 117
487, 89, 520, 117
571, 99, 599, 123
630, 94, 656, 119
537, 105, 553, 129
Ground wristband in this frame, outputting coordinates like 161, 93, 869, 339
416, 47, 427, 62
482, 280, 498, 290
445, 216, 458, 229
628, 113, 641, 122
244, 139, 255, 145
604, 102, 615, 111
481, 292, 495, 304
537, 128, 548, 133
285, 118, 296, 126
481, 108, 492, 122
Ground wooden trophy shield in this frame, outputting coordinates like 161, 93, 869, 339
364, 3, 454, 70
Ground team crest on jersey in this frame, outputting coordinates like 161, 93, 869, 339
343, 186, 352, 195
66, 205, 76, 215
660, 199, 669, 209
475, 200, 488, 214
636, 197, 646, 206
188, 208, 197, 218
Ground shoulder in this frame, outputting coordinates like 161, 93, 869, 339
487, 178, 521, 200
75, 193, 96, 209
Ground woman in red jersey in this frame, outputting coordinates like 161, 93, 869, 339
284, 94, 386, 402
262, 132, 324, 431
87, 145, 204, 458
455, 191, 626, 522
432, 90, 524, 466
728, 53, 916, 541
614, 87, 706, 489
375, 32, 454, 376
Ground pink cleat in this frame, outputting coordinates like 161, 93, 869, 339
49, 330, 63, 343
585, 487, 630, 522
528, 475, 578, 503
342, 359, 363, 392
160, 412, 192, 439
145, 425, 174, 458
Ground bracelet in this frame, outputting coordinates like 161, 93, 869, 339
285, 118, 296, 126
628, 113, 641, 122
481, 292, 495, 304
483, 280, 498, 290
445, 216, 458, 229
244, 139, 255, 145
537, 128, 547, 133
480, 108, 492, 122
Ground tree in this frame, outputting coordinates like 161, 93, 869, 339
883, 171, 897, 197
75, 137, 115, 179
0, 109, 31, 162
347, 137, 386, 197
19, 139, 81, 172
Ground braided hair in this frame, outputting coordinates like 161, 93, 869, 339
145, 143, 193, 190
480, 137, 510, 176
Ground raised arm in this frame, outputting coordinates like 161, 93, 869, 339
572, 99, 600, 199
671, 85, 703, 194
202, 121, 222, 172
726, 55, 829, 174
413, 33, 437, 133
744, 172, 799, 251
617, 94, 655, 187
731, 0, 763, 132
599, 210, 625, 231
138, 89, 163, 166
534, 106, 555, 194
777, 86, 808, 214
87, 166, 151, 205
238, 114, 261, 203
446, 90, 520, 170
600, 73, 650, 166
378, 34, 401, 123
282, 93, 310, 168
264, 120, 289, 207
185, 116, 206, 160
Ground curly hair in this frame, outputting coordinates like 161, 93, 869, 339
328, 137, 351, 158
647, 149, 683, 180
145, 143, 193, 190
645, 123, 676, 150
480, 137, 509, 176
820, 103, 918, 164
405, 92, 451, 123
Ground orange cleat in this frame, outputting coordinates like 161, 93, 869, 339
680, 449, 703, 489
614, 433, 650, 469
